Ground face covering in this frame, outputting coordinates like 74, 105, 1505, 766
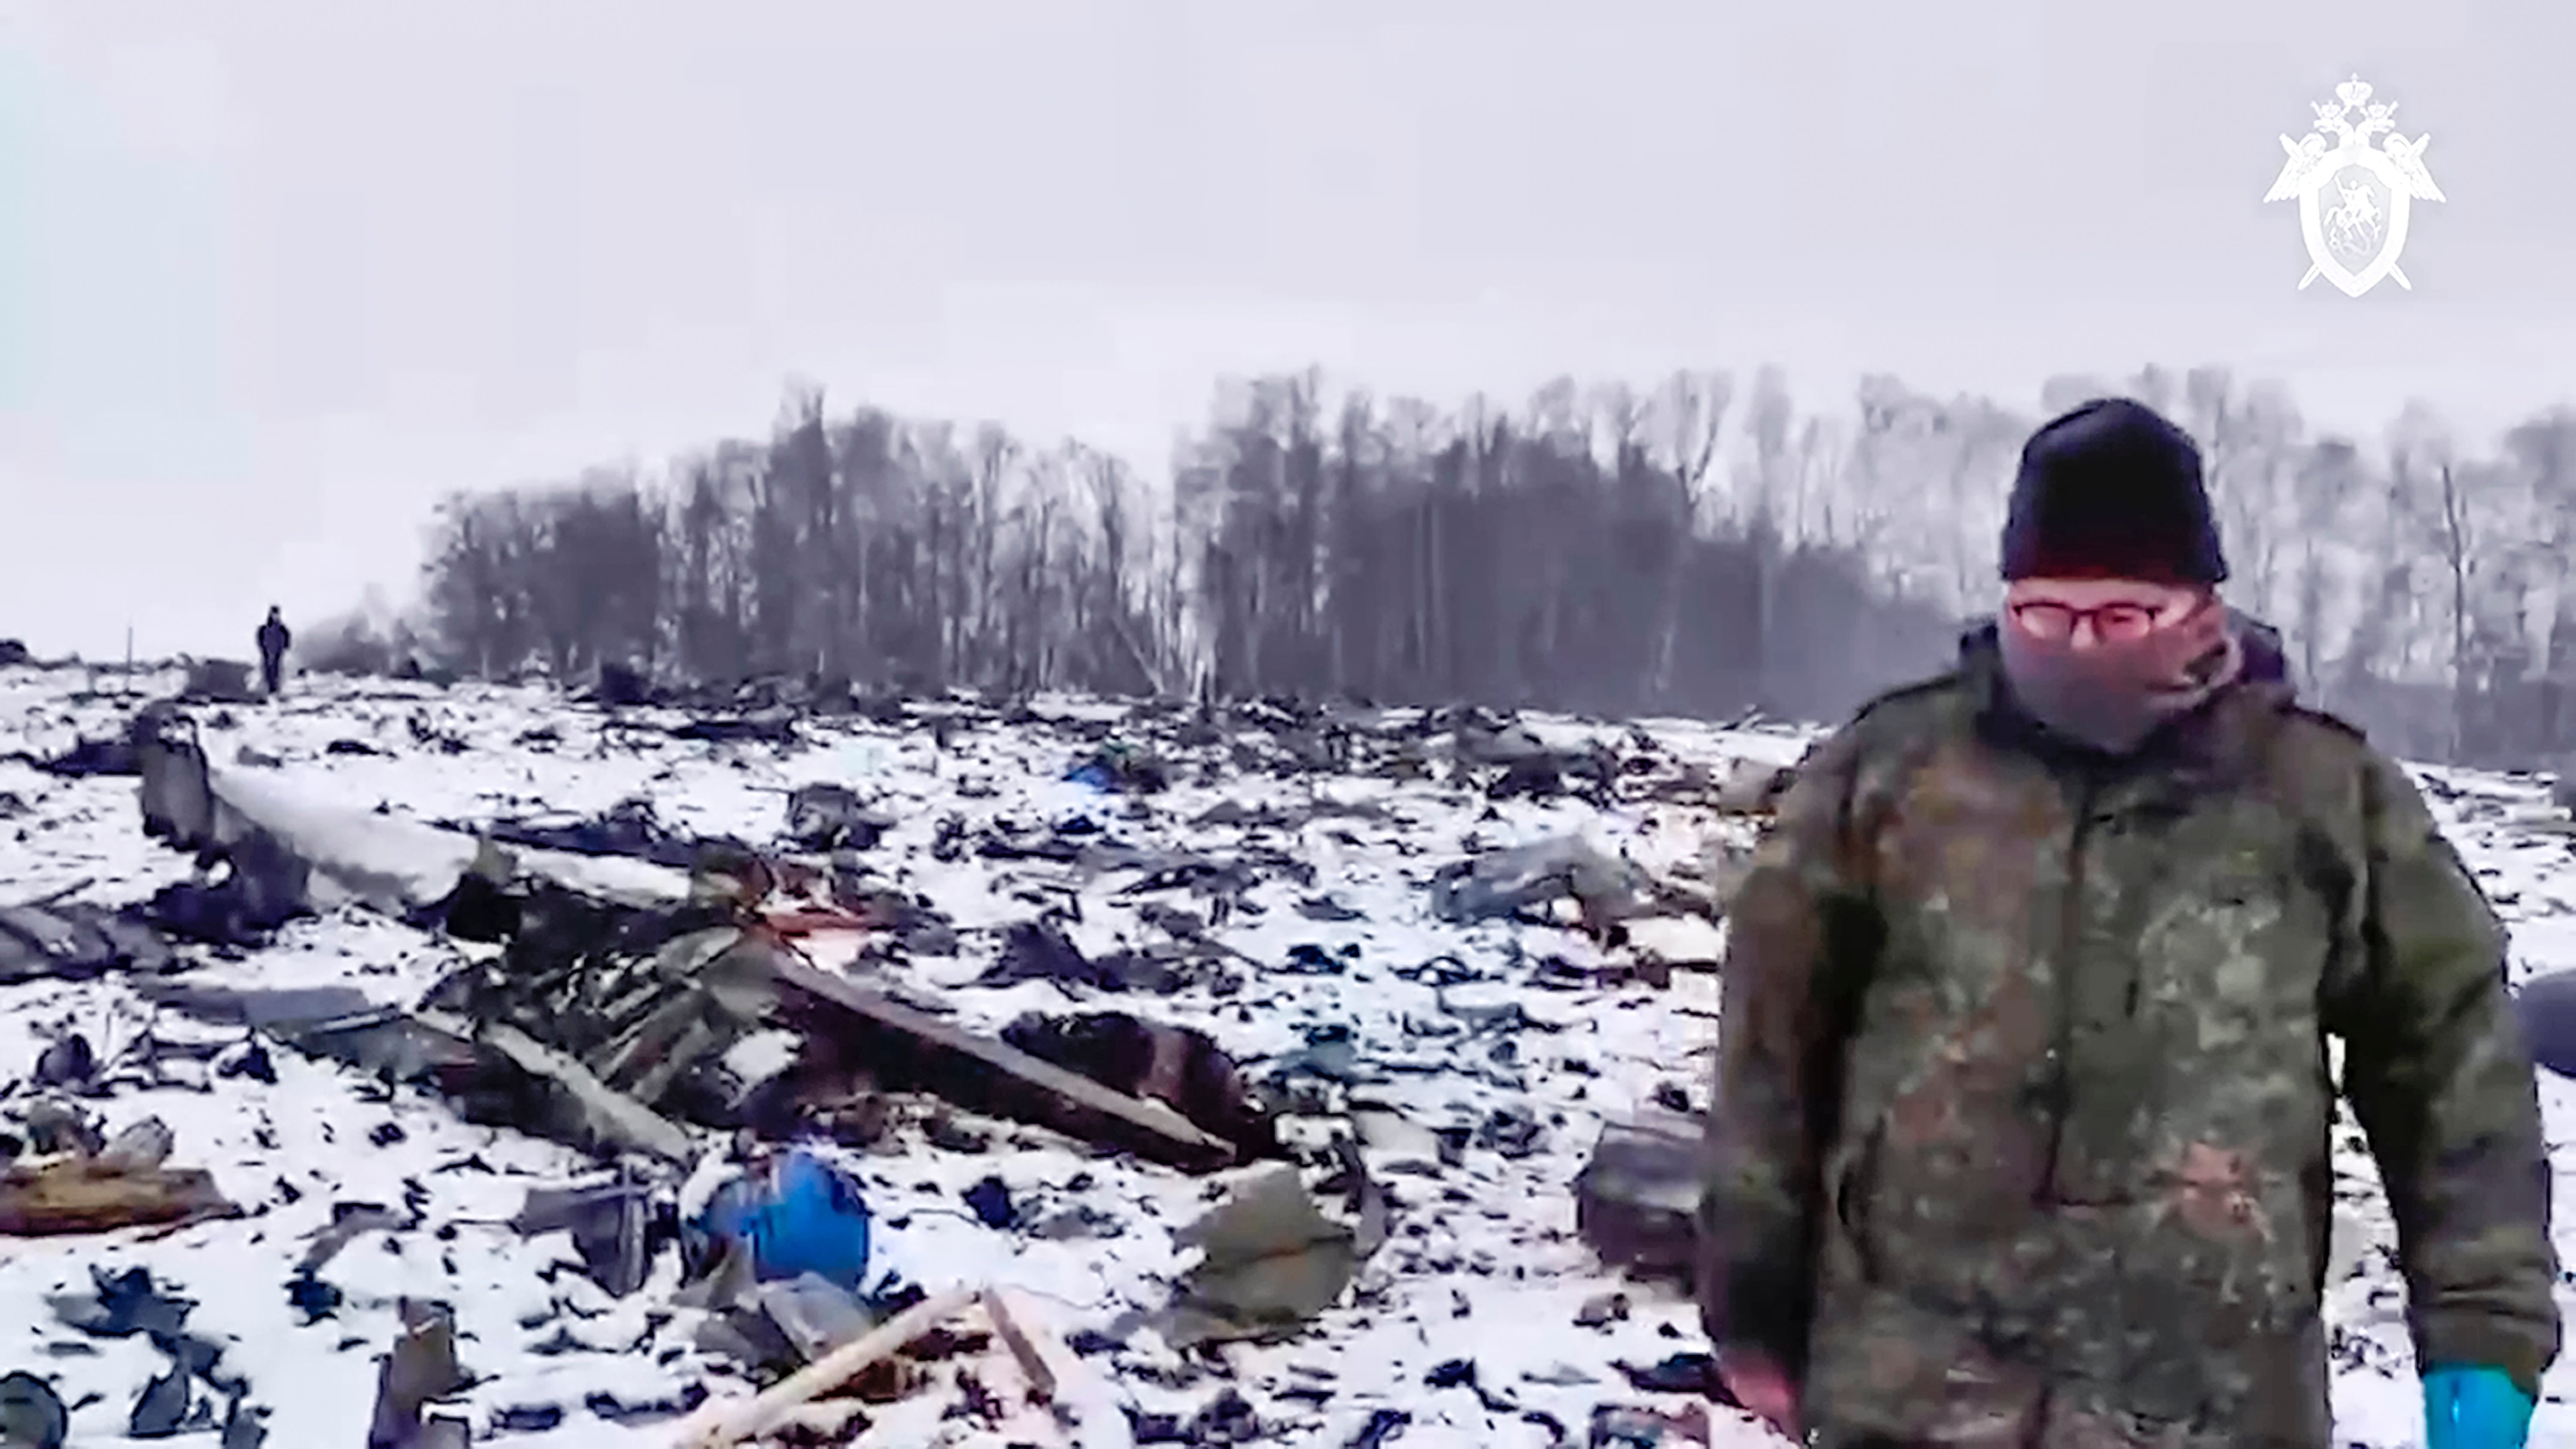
1997, 599, 2243, 755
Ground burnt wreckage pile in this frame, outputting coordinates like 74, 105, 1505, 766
112, 712, 1276, 1179
0, 682, 1803, 1443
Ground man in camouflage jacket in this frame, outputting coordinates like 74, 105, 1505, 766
1701, 399, 2558, 1447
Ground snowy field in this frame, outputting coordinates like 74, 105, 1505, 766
0, 666, 2568, 1447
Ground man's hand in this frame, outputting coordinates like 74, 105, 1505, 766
1716, 1346, 1801, 1440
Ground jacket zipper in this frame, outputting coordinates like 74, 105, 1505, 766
2034, 774, 2098, 1206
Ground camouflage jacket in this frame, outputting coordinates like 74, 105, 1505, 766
1701, 620, 2559, 1447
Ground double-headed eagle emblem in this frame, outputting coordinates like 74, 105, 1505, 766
2263, 75, 2444, 296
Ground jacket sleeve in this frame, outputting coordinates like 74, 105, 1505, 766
1699, 722, 1880, 1375
2332, 749, 2561, 1399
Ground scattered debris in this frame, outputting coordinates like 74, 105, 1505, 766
674, 1286, 978, 1448
0, 673, 2507, 1443
1574, 1107, 1705, 1282
690, 1148, 873, 1292
182, 660, 258, 705
1588, 1400, 1715, 1446
510, 1175, 657, 1298
668, 715, 798, 747
422, 1011, 699, 1163
15, 704, 187, 780
0, 903, 178, 984
1068, 743, 1170, 794
456, 796, 707, 870
1430, 836, 1683, 941
0, 1122, 237, 1237
136, 719, 686, 920
775, 959, 1246, 1172
784, 783, 894, 852
1161, 1157, 1383, 1347
1000, 1011, 1282, 1162
672, 1284, 1121, 1448
43, 1266, 267, 1443
0, 1370, 67, 1449
365, 1299, 472, 1449
2520, 967, 2576, 1079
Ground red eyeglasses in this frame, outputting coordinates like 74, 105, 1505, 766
2007, 596, 2203, 643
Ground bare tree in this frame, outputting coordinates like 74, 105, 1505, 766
398, 366, 2576, 768
1645, 370, 1732, 699
2505, 411, 2576, 748
1935, 395, 2026, 611
2288, 438, 2362, 699
2435, 455, 2476, 756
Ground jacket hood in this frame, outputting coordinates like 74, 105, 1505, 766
2233, 612, 2289, 685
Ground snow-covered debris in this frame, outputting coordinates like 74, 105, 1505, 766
0, 670, 2568, 1446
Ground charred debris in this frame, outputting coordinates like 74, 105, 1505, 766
0, 679, 1794, 1443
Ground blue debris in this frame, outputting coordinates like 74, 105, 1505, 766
1064, 743, 1167, 793
692, 1148, 872, 1291
963, 1175, 1016, 1229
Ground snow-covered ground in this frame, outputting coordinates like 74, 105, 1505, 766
0, 667, 2567, 1447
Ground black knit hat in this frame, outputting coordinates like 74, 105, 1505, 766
1998, 397, 2228, 584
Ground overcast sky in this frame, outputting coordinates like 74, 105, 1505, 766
4, 0, 2570, 659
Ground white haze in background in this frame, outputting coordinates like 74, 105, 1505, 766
4, 0, 2572, 660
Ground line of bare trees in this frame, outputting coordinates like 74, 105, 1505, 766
327, 363, 2576, 768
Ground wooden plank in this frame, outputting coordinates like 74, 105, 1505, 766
0, 1159, 239, 1237
671, 1286, 981, 1448
980, 1288, 1058, 1405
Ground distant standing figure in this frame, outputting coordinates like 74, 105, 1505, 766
256, 606, 291, 696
